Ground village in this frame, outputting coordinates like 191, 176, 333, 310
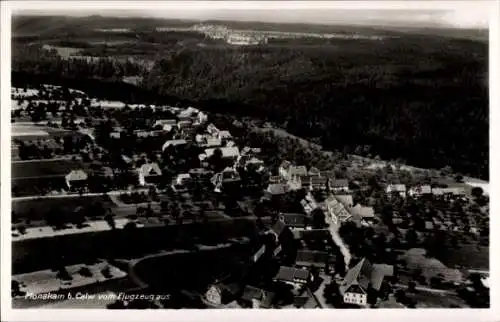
10, 84, 490, 309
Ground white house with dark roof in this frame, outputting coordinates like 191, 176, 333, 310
310, 175, 328, 190
340, 258, 393, 307
324, 194, 352, 226
137, 162, 162, 186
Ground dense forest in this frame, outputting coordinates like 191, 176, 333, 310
11, 19, 489, 179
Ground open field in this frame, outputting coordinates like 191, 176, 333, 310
12, 159, 85, 179
437, 244, 489, 270
408, 290, 469, 308
12, 124, 72, 138
12, 195, 116, 221
12, 215, 258, 273
12, 124, 84, 142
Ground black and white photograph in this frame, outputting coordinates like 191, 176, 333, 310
0, 0, 497, 320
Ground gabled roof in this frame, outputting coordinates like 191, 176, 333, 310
371, 264, 393, 291
321, 170, 336, 178
205, 137, 222, 147
240, 285, 267, 302
289, 166, 308, 177
280, 213, 306, 227
178, 106, 199, 118
207, 123, 220, 134
275, 266, 310, 282
154, 119, 177, 127
432, 187, 465, 195
292, 228, 330, 240
310, 176, 327, 186
139, 163, 162, 177
296, 249, 330, 265
330, 179, 349, 188
339, 258, 373, 295
340, 259, 393, 295
300, 175, 313, 184
325, 195, 351, 220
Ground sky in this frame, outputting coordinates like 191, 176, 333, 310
10, 1, 492, 29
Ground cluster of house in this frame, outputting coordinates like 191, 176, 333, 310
191, 23, 268, 46
339, 258, 394, 307
202, 204, 393, 308
267, 161, 377, 229
135, 114, 267, 195
203, 216, 324, 308
273, 161, 338, 192
386, 183, 466, 198
57, 104, 268, 195
110, 106, 208, 140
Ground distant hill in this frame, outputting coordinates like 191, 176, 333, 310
12, 15, 488, 41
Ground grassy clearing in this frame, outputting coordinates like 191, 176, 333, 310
409, 290, 468, 308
